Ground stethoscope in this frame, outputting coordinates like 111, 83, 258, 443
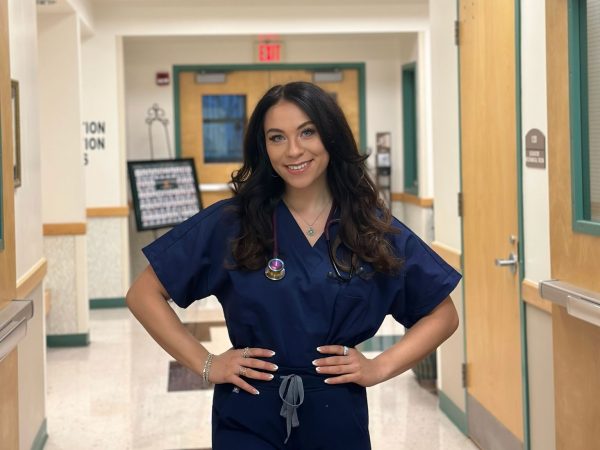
265, 205, 355, 282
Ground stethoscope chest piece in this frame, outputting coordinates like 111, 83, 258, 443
265, 257, 286, 281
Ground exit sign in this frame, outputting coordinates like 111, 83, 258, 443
256, 42, 283, 63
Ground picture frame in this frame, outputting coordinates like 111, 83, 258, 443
11, 79, 21, 188
127, 158, 202, 231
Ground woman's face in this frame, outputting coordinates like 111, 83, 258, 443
264, 100, 330, 193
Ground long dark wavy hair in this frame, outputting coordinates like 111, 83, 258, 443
229, 81, 401, 275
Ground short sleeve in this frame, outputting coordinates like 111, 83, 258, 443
142, 199, 236, 308
389, 222, 462, 328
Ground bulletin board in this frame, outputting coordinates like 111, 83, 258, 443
127, 158, 202, 231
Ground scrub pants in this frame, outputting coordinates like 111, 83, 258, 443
212, 368, 371, 450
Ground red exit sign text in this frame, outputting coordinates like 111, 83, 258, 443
257, 42, 283, 63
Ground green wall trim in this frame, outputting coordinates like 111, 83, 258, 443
402, 62, 418, 194
90, 297, 127, 309
439, 390, 469, 436
568, 0, 600, 234
456, 0, 469, 433
172, 63, 367, 159
46, 332, 90, 347
514, 1, 531, 449
30, 418, 48, 450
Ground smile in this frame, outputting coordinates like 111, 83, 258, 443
285, 160, 312, 172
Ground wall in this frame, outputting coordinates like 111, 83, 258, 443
429, 0, 465, 416
8, 0, 47, 447
38, 11, 90, 339
81, 32, 130, 303
520, 0, 555, 448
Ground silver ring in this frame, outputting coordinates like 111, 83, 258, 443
343, 346, 349, 356
238, 366, 247, 377
242, 347, 250, 359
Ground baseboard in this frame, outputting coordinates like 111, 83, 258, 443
467, 393, 523, 450
31, 418, 48, 450
46, 332, 90, 347
439, 390, 469, 436
90, 297, 127, 309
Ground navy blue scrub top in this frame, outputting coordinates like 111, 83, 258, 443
143, 198, 461, 368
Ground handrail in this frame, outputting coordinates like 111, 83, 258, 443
0, 300, 34, 362
539, 280, 600, 327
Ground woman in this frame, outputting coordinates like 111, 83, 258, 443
126, 81, 460, 449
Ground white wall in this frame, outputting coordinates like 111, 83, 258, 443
430, 1, 461, 250
429, 0, 464, 413
521, 0, 555, 449
11, 0, 44, 276
38, 13, 86, 223
38, 11, 90, 336
81, 32, 125, 207
8, 0, 47, 447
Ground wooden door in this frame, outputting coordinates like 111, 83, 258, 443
179, 70, 270, 206
178, 68, 362, 207
546, 1, 600, 448
0, 0, 19, 447
269, 69, 361, 145
459, 1, 524, 448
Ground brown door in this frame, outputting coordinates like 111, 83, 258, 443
0, 0, 19, 447
459, 1, 524, 448
546, 1, 600, 449
178, 68, 361, 207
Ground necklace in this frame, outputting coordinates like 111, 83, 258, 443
287, 200, 331, 237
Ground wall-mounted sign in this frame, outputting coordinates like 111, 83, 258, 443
127, 158, 202, 231
256, 41, 284, 63
525, 128, 546, 169
83, 121, 106, 166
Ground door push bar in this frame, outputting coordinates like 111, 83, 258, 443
539, 280, 600, 328
0, 300, 34, 363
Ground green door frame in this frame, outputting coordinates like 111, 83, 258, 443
172, 63, 367, 158
401, 62, 418, 195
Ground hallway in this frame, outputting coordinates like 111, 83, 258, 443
43, 300, 477, 450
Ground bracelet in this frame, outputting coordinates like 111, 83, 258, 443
202, 353, 214, 384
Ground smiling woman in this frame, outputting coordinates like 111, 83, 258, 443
127, 81, 460, 450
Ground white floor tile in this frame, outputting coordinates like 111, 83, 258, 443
44, 302, 476, 450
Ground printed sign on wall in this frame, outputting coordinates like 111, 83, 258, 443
525, 129, 546, 169
83, 121, 106, 166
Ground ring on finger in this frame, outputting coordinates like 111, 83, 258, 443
242, 347, 250, 359
238, 366, 248, 377
343, 346, 349, 356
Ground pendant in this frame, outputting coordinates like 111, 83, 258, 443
265, 258, 286, 281
306, 227, 315, 237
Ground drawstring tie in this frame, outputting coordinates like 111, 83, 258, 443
278, 374, 304, 444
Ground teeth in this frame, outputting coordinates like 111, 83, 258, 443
288, 162, 309, 170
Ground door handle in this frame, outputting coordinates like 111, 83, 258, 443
495, 253, 518, 274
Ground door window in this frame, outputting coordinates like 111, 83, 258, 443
570, 0, 600, 233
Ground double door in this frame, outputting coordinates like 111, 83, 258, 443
177, 67, 361, 206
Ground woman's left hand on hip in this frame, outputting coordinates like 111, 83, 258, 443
313, 345, 383, 387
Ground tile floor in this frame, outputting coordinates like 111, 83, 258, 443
44, 298, 477, 450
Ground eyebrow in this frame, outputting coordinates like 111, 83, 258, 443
265, 121, 314, 134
